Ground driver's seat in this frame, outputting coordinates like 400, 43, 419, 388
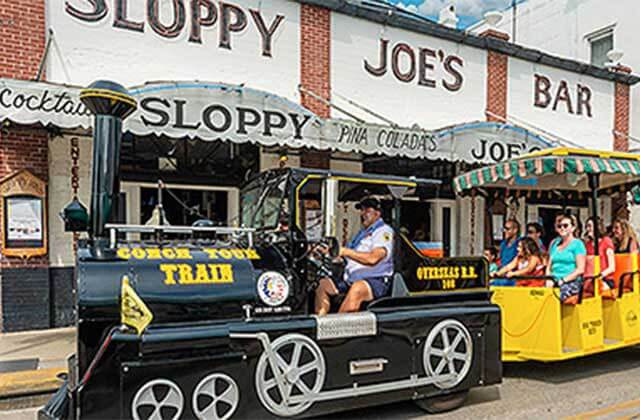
329, 231, 410, 311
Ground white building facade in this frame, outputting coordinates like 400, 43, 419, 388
470, 0, 640, 147
0, 0, 637, 331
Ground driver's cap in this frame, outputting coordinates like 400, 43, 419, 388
355, 197, 382, 211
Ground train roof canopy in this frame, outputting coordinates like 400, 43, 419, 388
454, 148, 640, 197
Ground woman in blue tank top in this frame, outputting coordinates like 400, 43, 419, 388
547, 214, 586, 303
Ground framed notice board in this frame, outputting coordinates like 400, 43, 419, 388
0, 170, 47, 258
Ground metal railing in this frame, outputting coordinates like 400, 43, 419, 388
105, 223, 256, 248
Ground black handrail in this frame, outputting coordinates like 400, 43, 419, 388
507, 275, 556, 282
498, 275, 597, 304
578, 275, 601, 304
616, 271, 639, 298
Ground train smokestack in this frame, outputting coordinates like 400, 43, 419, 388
79, 81, 137, 239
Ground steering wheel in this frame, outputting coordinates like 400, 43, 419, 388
307, 237, 341, 280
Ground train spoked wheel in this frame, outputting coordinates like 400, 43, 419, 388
131, 379, 184, 420
423, 319, 473, 390
413, 390, 469, 414
255, 333, 326, 417
192, 373, 240, 420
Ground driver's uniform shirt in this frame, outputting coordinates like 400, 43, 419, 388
344, 219, 394, 284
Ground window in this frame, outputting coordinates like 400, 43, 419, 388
587, 27, 614, 67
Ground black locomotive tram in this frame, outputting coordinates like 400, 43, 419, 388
41, 81, 501, 420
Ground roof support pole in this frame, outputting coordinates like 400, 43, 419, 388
588, 174, 600, 250
588, 173, 600, 298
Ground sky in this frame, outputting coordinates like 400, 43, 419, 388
388, 0, 521, 29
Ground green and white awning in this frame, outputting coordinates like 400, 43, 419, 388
454, 148, 640, 196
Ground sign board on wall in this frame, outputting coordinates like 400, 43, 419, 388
508, 59, 615, 150
0, 79, 552, 163
0, 170, 47, 259
327, 120, 552, 162
330, 13, 487, 128
47, 0, 301, 100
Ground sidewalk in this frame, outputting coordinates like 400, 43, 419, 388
0, 327, 75, 402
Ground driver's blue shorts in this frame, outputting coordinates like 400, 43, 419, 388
334, 276, 391, 299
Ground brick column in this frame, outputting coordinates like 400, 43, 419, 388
299, 4, 331, 169
611, 65, 633, 220
0, 0, 49, 331
0, 127, 50, 331
613, 66, 632, 152
479, 30, 510, 247
480, 30, 510, 123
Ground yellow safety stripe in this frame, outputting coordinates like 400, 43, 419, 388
331, 176, 417, 187
523, 147, 640, 161
79, 88, 137, 108
294, 175, 416, 228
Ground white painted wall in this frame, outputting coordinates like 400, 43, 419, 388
331, 13, 487, 128
508, 59, 615, 150
471, 0, 640, 143
46, 0, 301, 102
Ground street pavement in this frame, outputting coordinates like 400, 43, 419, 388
0, 327, 74, 371
2, 328, 640, 419
329, 346, 640, 419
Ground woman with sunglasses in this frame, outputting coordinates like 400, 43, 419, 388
612, 218, 639, 254
547, 215, 586, 304
583, 217, 616, 297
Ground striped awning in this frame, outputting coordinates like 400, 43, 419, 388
454, 148, 640, 196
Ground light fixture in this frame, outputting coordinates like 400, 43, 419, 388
484, 11, 503, 28
605, 49, 624, 68
566, 173, 582, 187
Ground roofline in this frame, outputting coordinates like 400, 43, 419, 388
466, 0, 529, 32
297, 0, 640, 86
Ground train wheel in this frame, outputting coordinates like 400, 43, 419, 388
255, 333, 326, 417
414, 390, 469, 414
131, 379, 184, 420
192, 373, 239, 420
423, 319, 473, 389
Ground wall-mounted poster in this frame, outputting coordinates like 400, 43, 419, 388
5, 196, 44, 248
0, 170, 47, 258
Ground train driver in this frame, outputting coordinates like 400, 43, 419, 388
315, 197, 394, 315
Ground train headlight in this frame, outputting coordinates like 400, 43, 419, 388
257, 271, 290, 307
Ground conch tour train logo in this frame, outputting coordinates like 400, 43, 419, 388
117, 247, 260, 286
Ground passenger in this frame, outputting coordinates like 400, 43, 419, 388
499, 219, 521, 268
526, 222, 546, 253
548, 213, 567, 250
483, 247, 499, 274
547, 215, 586, 304
612, 218, 639, 254
315, 197, 394, 315
583, 217, 615, 296
491, 238, 545, 286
